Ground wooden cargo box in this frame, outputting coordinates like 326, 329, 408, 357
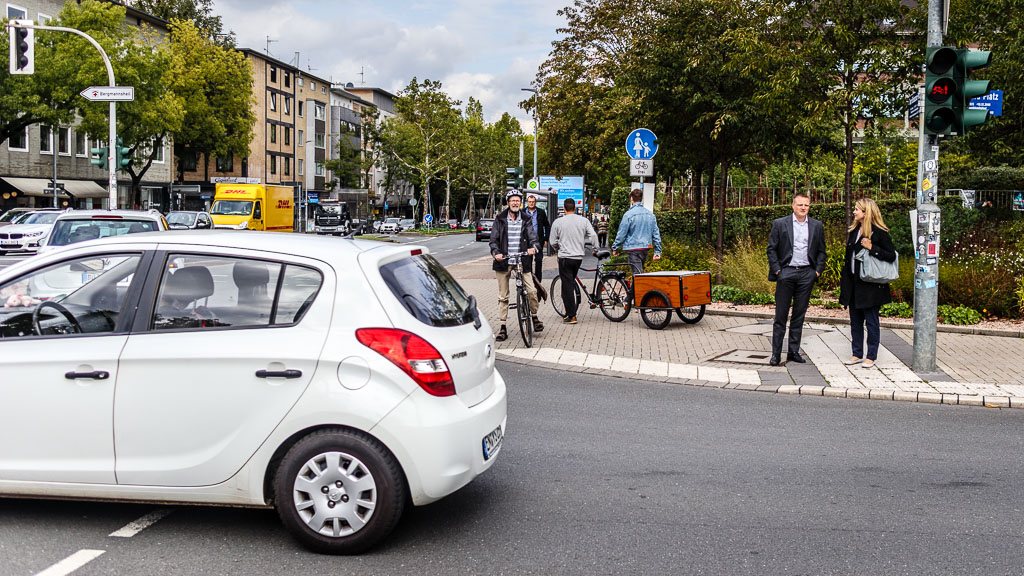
633, 271, 712, 308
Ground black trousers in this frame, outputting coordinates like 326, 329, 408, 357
558, 257, 583, 318
772, 266, 816, 357
532, 250, 544, 282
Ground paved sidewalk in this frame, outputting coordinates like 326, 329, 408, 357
449, 255, 1024, 409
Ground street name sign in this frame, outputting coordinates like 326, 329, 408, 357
908, 91, 920, 118
80, 86, 134, 102
969, 90, 1002, 117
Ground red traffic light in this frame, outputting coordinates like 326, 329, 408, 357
927, 77, 955, 104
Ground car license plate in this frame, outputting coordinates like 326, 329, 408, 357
0, 242, 18, 247
482, 424, 503, 461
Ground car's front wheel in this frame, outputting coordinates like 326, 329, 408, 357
274, 430, 406, 555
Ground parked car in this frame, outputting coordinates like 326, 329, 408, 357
380, 218, 401, 234
167, 211, 214, 230
0, 232, 505, 555
0, 207, 44, 228
42, 209, 168, 251
0, 210, 64, 255
475, 218, 495, 242
399, 219, 416, 232
447, 219, 458, 229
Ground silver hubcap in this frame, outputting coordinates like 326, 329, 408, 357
292, 451, 377, 537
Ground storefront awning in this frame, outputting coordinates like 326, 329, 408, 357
1, 177, 109, 198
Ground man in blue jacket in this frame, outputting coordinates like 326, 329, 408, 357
612, 188, 662, 275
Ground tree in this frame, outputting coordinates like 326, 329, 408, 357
166, 18, 255, 183
323, 129, 363, 189
124, 0, 232, 43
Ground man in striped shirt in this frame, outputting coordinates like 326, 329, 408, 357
489, 189, 541, 342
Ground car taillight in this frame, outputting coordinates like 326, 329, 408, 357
477, 227, 483, 231
356, 328, 454, 397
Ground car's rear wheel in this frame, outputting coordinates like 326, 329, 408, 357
274, 430, 406, 555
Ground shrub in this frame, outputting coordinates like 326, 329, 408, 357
645, 239, 716, 274
712, 284, 752, 304
1017, 276, 1024, 318
608, 186, 631, 241
748, 292, 775, 305
819, 240, 845, 290
880, 302, 914, 318
716, 238, 775, 295
937, 304, 981, 325
824, 301, 843, 310
938, 252, 1021, 318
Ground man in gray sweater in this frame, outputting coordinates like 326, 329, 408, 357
549, 198, 597, 324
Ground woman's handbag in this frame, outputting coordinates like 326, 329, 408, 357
855, 249, 899, 283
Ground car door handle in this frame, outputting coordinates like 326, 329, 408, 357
65, 370, 110, 380
255, 369, 303, 379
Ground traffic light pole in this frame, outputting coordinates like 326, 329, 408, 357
912, 0, 945, 372
23, 24, 119, 208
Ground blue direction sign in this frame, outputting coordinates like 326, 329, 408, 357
908, 91, 920, 118
969, 90, 1002, 117
626, 128, 658, 160
424, 214, 433, 223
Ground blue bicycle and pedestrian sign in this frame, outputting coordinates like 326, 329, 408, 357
626, 128, 658, 160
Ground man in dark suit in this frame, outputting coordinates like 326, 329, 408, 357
525, 193, 550, 281
766, 192, 827, 366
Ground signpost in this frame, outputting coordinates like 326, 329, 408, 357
630, 159, 653, 177
79, 86, 134, 102
626, 128, 658, 160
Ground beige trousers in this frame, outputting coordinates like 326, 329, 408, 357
496, 267, 539, 323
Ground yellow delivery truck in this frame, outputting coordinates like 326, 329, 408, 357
210, 184, 294, 232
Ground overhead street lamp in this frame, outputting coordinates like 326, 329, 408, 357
521, 88, 538, 182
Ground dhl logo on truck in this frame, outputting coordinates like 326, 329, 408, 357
277, 200, 291, 209
221, 188, 249, 195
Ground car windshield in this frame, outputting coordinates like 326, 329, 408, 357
48, 218, 159, 246
379, 254, 473, 327
0, 211, 28, 223
210, 201, 253, 216
385, 218, 400, 224
18, 212, 59, 225
167, 212, 197, 226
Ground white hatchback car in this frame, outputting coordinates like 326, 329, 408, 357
0, 210, 63, 254
0, 231, 505, 554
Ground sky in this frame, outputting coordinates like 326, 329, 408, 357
212, 0, 567, 131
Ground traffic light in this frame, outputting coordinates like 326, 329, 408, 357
505, 166, 523, 188
923, 46, 957, 136
953, 48, 992, 135
8, 21, 34, 75
90, 145, 109, 170
115, 138, 132, 169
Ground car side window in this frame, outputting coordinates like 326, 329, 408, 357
153, 255, 283, 331
0, 254, 141, 339
253, 202, 262, 220
273, 265, 322, 325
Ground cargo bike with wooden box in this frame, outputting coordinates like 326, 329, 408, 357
631, 270, 712, 330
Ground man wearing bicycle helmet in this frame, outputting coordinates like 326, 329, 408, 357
489, 188, 542, 342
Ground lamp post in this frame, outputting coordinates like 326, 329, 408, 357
521, 88, 538, 181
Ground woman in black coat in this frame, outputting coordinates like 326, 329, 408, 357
839, 198, 897, 368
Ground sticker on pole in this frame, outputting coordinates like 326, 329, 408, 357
527, 178, 539, 191
921, 178, 932, 191
80, 86, 134, 102
626, 128, 658, 160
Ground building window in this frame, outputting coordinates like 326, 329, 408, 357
269, 92, 277, 111
298, 159, 304, 176
153, 139, 164, 163
283, 157, 290, 176
7, 4, 27, 18
58, 127, 70, 155
39, 125, 53, 155
216, 153, 233, 172
322, 86, 327, 94
298, 129, 303, 142
284, 126, 290, 146
315, 162, 325, 177
298, 101, 304, 117
270, 66, 277, 83
183, 149, 198, 172
270, 155, 277, 175
75, 131, 87, 157
270, 124, 277, 144
37, 13, 50, 23
284, 72, 290, 87
284, 97, 291, 115
311, 81, 316, 91
314, 132, 325, 148
298, 78, 303, 87
315, 103, 325, 120
8, 126, 27, 151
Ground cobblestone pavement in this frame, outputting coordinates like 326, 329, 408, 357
450, 255, 1024, 409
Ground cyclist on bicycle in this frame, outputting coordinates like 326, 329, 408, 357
549, 198, 597, 324
489, 189, 542, 342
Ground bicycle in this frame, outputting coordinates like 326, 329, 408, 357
504, 250, 535, 347
549, 248, 632, 322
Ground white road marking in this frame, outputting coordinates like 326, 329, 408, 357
34, 550, 105, 576
109, 509, 173, 538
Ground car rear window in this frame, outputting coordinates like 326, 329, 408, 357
49, 219, 159, 246
379, 254, 472, 327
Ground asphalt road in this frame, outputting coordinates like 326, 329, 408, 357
3, 362, 1023, 575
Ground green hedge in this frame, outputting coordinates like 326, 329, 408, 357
943, 166, 1024, 191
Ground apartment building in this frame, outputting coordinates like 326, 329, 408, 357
344, 86, 414, 218
0, 0, 173, 211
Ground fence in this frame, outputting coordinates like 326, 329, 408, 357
660, 185, 1022, 211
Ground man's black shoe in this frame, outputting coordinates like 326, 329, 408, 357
533, 317, 544, 332
769, 355, 781, 367
787, 353, 806, 363
495, 325, 508, 342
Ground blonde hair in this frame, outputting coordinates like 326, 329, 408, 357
849, 197, 888, 238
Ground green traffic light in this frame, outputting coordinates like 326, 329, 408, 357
954, 49, 993, 135
90, 146, 108, 170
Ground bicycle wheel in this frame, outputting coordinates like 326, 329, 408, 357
639, 290, 673, 330
598, 276, 631, 322
676, 305, 706, 324
516, 283, 533, 348
549, 276, 581, 319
